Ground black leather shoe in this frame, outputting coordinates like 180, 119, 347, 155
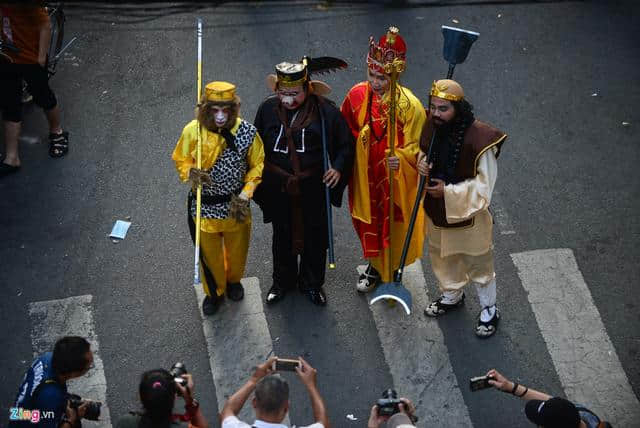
227, 282, 244, 301
306, 289, 327, 306
202, 294, 223, 316
266, 284, 286, 304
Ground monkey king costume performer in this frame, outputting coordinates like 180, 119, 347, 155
341, 27, 426, 292
172, 81, 265, 316
253, 58, 354, 306
420, 79, 506, 337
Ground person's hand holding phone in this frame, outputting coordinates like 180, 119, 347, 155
485, 369, 510, 392
251, 356, 277, 383
295, 357, 317, 389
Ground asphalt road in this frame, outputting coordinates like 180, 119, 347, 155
1, 1, 639, 427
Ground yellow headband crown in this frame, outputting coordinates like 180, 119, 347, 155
430, 79, 464, 102
205, 81, 236, 102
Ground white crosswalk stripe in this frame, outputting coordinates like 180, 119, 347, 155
194, 278, 290, 425
22, 251, 638, 428
28, 294, 112, 427
362, 261, 474, 427
511, 248, 640, 427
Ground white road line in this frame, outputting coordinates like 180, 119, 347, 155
195, 278, 290, 425
511, 249, 640, 426
362, 261, 474, 427
29, 295, 112, 427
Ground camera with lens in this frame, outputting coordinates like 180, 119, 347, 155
376, 389, 403, 417
169, 362, 188, 394
68, 393, 102, 421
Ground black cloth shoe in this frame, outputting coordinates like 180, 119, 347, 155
306, 289, 327, 306
227, 282, 244, 301
357, 264, 381, 293
476, 306, 500, 338
424, 293, 465, 317
266, 284, 286, 304
202, 294, 223, 316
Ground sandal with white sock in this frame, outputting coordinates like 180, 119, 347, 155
476, 305, 500, 338
424, 293, 465, 317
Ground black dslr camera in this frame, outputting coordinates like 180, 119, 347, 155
169, 362, 188, 394
376, 389, 402, 417
376, 389, 418, 423
68, 393, 101, 421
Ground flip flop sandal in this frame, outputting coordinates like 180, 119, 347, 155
49, 131, 69, 157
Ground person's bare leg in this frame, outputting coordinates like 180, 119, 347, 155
45, 105, 62, 134
3, 121, 21, 167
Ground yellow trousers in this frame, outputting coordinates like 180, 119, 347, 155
200, 221, 250, 297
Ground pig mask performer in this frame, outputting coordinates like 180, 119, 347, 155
253, 58, 354, 306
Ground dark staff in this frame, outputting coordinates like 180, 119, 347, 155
302, 55, 348, 269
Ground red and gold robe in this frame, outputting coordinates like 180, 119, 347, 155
341, 82, 426, 281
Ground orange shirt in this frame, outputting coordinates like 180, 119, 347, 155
1, 5, 49, 64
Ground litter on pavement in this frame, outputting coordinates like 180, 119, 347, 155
109, 220, 132, 240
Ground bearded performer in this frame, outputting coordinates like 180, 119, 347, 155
253, 59, 354, 306
418, 79, 506, 338
172, 81, 265, 316
341, 27, 427, 292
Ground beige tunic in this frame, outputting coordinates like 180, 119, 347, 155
426, 147, 498, 258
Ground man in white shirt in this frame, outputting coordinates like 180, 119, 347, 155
221, 356, 328, 428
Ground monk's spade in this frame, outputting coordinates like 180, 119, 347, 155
370, 25, 479, 315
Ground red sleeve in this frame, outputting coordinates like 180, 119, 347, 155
340, 85, 365, 140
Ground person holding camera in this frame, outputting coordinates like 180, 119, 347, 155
9, 336, 97, 427
367, 393, 417, 428
114, 367, 208, 428
485, 368, 611, 428
221, 356, 329, 428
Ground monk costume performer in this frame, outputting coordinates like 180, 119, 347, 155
172, 81, 265, 316
253, 58, 354, 306
418, 79, 507, 337
341, 27, 427, 292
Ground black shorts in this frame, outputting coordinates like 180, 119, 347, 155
0, 63, 57, 122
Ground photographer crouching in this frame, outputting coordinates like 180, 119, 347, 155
115, 363, 208, 428
9, 336, 101, 428
367, 389, 418, 428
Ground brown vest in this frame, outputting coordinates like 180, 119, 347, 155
424, 120, 506, 228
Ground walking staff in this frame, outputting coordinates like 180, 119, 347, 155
194, 18, 203, 286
